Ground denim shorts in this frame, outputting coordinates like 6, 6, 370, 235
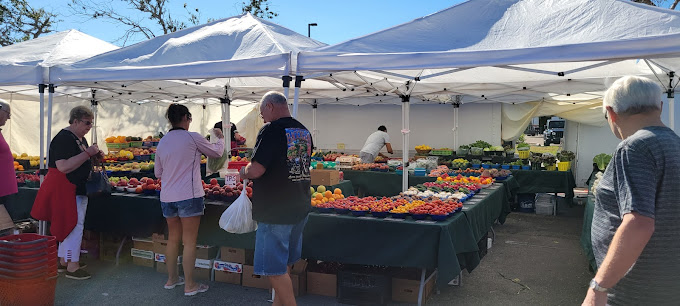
253, 216, 309, 276
160, 197, 205, 218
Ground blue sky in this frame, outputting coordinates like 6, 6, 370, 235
29, 0, 465, 46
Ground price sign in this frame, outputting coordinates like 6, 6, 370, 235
337, 143, 346, 150
224, 173, 238, 187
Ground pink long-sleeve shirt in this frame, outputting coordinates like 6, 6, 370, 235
154, 129, 224, 203
0, 131, 18, 198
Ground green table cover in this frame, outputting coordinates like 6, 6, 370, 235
581, 173, 598, 272
511, 170, 576, 201
9, 187, 166, 237
342, 170, 436, 197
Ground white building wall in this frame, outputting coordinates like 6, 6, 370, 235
294, 103, 501, 155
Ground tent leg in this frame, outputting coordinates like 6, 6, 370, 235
46, 85, 54, 166
221, 98, 231, 161
312, 102, 318, 148
292, 76, 303, 118
669, 95, 675, 132
89, 89, 97, 145
38, 84, 46, 236
401, 96, 410, 191
282, 76, 292, 102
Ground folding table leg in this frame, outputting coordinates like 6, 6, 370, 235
115, 236, 128, 266
417, 268, 426, 306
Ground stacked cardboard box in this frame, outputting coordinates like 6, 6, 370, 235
307, 261, 341, 297
214, 247, 252, 285
99, 233, 132, 263
391, 269, 437, 304
131, 237, 154, 268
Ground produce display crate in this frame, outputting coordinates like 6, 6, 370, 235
469, 147, 484, 156
142, 141, 154, 147
129, 141, 143, 148
106, 143, 129, 149
484, 151, 504, 157
429, 149, 453, 156
415, 149, 431, 155
134, 154, 151, 161
227, 161, 249, 171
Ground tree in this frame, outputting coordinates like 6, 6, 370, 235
68, 0, 277, 46
633, 0, 680, 10
241, 0, 277, 19
0, 0, 59, 46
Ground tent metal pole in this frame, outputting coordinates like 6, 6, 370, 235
46, 85, 55, 167
312, 102, 318, 148
89, 89, 97, 145
282, 76, 292, 102
668, 72, 676, 132
221, 97, 231, 162
202, 99, 207, 137
401, 95, 410, 192
292, 76, 303, 118
38, 84, 46, 236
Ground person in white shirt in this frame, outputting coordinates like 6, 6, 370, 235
359, 126, 393, 163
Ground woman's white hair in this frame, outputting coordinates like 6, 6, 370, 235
603, 76, 662, 116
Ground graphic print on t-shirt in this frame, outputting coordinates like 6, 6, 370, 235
285, 128, 312, 182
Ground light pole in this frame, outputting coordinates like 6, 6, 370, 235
308, 23, 317, 38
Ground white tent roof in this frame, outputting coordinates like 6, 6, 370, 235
51, 13, 326, 88
0, 30, 118, 85
296, 0, 680, 105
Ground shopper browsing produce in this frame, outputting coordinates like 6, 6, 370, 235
359, 125, 393, 164
154, 104, 224, 296
239, 91, 312, 306
31, 106, 104, 280
0, 99, 16, 204
584, 76, 680, 306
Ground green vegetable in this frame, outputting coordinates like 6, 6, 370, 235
471, 159, 482, 164
470, 140, 492, 149
593, 153, 612, 171
557, 150, 575, 162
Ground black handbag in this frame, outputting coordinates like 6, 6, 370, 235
68, 130, 111, 197
86, 161, 111, 197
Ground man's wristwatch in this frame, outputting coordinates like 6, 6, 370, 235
589, 279, 609, 292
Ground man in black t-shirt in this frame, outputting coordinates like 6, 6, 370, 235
240, 91, 311, 306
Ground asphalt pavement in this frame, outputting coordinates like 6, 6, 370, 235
53, 204, 590, 306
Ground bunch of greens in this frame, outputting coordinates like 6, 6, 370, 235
593, 153, 612, 171
471, 159, 482, 165
557, 150, 575, 162
470, 140, 492, 149
529, 153, 543, 164
516, 142, 531, 151
542, 153, 557, 165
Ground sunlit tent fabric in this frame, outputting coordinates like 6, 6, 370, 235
297, 0, 680, 139
0, 30, 119, 86
50, 13, 326, 101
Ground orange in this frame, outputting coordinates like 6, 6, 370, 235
334, 188, 342, 195
324, 191, 332, 198
322, 198, 328, 203
315, 193, 323, 200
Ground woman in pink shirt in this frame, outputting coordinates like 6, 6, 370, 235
0, 99, 17, 203
154, 104, 224, 296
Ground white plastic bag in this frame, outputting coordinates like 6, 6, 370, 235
219, 182, 257, 234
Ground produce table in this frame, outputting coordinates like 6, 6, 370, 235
510, 170, 576, 202
342, 170, 437, 197
9, 176, 516, 291
7, 187, 166, 237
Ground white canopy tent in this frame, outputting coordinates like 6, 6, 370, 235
49, 13, 327, 160
297, 0, 680, 191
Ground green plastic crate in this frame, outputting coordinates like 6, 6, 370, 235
430, 150, 453, 156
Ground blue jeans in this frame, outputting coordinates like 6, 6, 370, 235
160, 197, 205, 218
253, 216, 308, 276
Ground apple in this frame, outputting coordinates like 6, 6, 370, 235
226, 192, 234, 197
204, 188, 210, 193
210, 178, 218, 186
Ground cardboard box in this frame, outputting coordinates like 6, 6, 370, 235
192, 259, 213, 281
242, 265, 271, 290
391, 270, 437, 304
0, 205, 14, 231
214, 260, 243, 285
152, 233, 166, 241
133, 237, 154, 251
196, 245, 217, 260
311, 169, 340, 186
131, 248, 154, 268
290, 260, 308, 297
219, 247, 255, 265
307, 271, 337, 297
155, 254, 181, 274
99, 238, 132, 263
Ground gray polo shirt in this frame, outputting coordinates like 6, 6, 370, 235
592, 126, 680, 305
